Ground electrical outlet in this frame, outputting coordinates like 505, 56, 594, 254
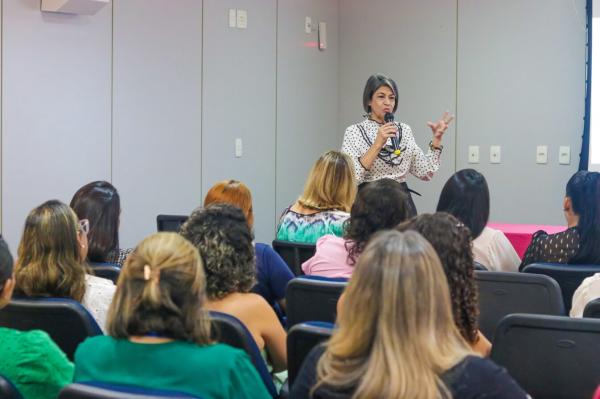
559, 146, 571, 165
468, 145, 479, 163
490, 145, 501, 164
536, 145, 548, 164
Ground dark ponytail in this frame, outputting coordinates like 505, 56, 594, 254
567, 171, 600, 264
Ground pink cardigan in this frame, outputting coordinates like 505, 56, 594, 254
301, 235, 355, 278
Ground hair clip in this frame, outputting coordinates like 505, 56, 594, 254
144, 264, 151, 281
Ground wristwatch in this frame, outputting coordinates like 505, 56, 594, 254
429, 141, 443, 151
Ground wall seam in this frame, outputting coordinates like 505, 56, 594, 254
110, 0, 114, 182
454, 0, 459, 172
0, 0, 3, 234
274, 0, 279, 233
200, 0, 204, 199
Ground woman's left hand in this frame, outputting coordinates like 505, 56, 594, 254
427, 111, 454, 146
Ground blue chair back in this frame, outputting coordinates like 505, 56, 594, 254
583, 297, 600, 318
59, 382, 202, 398
272, 240, 316, 276
285, 276, 347, 329
0, 374, 23, 399
89, 262, 121, 283
491, 314, 600, 399
0, 298, 102, 360
156, 215, 188, 232
522, 263, 600, 311
287, 322, 334, 386
475, 271, 565, 340
209, 311, 277, 398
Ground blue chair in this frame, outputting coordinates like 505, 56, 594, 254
583, 297, 600, 318
287, 322, 334, 386
272, 240, 316, 276
285, 276, 347, 329
59, 382, 202, 398
209, 311, 278, 398
0, 298, 102, 360
0, 374, 23, 399
156, 215, 188, 232
522, 263, 600, 312
475, 271, 565, 339
89, 262, 121, 283
491, 314, 600, 399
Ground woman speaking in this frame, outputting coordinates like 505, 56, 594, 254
342, 74, 453, 215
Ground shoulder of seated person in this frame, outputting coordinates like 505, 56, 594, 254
85, 273, 115, 286
316, 234, 343, 245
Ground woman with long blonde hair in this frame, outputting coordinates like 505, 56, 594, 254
14, 200, 115, 330
277, 150, 356, 244
290, 230, 526, 398
73, 232, 270, 398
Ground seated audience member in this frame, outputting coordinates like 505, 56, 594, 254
180, 205, 287, 374
204, 179, 293, 311
73, 232, 270, 398
277, 151, 356, 244
70, 181, 132, 267
290, 230, 527, 399
14, 200, 115, 330
437, 169, 520, 272
0, 236, 73, 399
397, 213, 491, 356
302, 178, 409, 278
521, 170, 600, 270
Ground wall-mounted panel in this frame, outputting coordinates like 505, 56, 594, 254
202, 0, 276, 243
113, 0, 203, 248
276, 0, 340, 218
457, 0, 586, 224
339, 0, 457, 213
2, 0, 112, 251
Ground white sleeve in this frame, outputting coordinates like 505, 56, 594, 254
570, 273, 600, 317
489, 230, 521, 272
82, 275, 116, 332
341, 124, 369, 184
405, 124, 441, 181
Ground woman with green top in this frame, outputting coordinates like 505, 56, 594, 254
0, 236, 73, 399
276, 150, 356, 244
73, 232, 270, 399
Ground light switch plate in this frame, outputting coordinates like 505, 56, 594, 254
228, 9, 236, 28
237, 9, 247, 29
305, 17, 312, 34
536, 145, 548, 164
468, 145, 479, 163
235, 138, 243, 158
490, 145, 501, 164
559, 146, 571, 165
318, 22, 327, 50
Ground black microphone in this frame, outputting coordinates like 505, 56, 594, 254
384, 112, 401, 155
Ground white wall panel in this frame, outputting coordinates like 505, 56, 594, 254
2, 0, 112, 251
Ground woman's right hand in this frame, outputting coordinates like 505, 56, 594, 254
374, 122, 398, 149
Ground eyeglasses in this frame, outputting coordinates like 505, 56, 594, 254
78, 219, 90, 235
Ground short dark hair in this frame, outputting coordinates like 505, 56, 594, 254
180, 204, 255, 300
0, 237, 14, 297
436, 169, 490, 239
70, 181, 121, 262
566, 171, 600, 264
362, 74, 399, 114
344, 178, 410, 264
396, 212, 479, 344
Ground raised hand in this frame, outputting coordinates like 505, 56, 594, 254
427, 111, 454, 145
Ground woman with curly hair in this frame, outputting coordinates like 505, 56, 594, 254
180, 204, 287, 374
290, 230, 526, 398
302, 178, 410, 278
396, 212, 491, 356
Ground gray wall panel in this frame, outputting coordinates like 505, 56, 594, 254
112, 0, 203, 248
202, 0, 277, 243
1, 0, 112, 251
276, 0, 340, 220
457, 0, 585, 224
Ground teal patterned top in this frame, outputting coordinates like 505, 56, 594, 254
276, 206, 349, 244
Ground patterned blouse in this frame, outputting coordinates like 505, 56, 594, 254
341, 118, 442, 184
276, 207, 349, 244
520, 227, 579, 270
104, 248, 133, 267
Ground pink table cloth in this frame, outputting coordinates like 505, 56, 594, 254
487, 223, 567, 259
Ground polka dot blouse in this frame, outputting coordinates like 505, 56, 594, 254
341, 119, 441, 184
519, 227, 579, 270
